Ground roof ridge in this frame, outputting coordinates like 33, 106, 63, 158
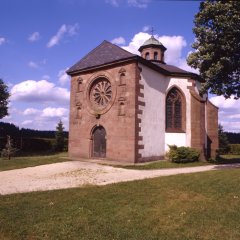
79, 40, 109, 62
67, 40, 136, 74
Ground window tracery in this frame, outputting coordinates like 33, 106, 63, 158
166, 87, 185, 132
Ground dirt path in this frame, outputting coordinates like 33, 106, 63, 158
0, 161, 239, 195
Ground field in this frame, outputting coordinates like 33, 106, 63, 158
0, 168, 240, 240
0, 153, 68, 172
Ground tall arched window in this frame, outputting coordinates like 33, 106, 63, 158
166, 87, 185, 132
154, 52, 158, 60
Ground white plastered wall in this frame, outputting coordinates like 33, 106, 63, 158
138, 63, 195, 157
165, 77, 193, 152
138, 63, 168, 158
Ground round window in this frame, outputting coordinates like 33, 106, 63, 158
89, 78, 112, 110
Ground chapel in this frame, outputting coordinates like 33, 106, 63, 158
67, 36, 218, 163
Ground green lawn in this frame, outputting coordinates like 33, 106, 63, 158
0, 153, 68, 172
1, 169, 240, 240
115, 155, 240, 170
117, 160, 210, 170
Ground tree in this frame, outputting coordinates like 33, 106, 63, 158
187, 1, 240, 99
54, 120, 65, 152
218, 124, 230, 154
1, 135, 17, 160
0, 79, 10, 119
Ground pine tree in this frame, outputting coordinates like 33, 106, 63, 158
0, 79, 10, 119
218, 124, 230, 154
54, 120, 65, 152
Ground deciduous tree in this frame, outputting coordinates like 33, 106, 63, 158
187, 1, 240, 99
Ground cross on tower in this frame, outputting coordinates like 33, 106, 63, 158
150, 27, 155, 37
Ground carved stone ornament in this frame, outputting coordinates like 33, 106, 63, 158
86, 73, 116, 116
89, 78, 112, 110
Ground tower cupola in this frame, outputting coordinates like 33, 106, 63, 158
138, 36, 167, 64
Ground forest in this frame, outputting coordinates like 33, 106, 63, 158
0, 122, 68, 154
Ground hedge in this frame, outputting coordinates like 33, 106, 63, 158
228, 144, 240, 155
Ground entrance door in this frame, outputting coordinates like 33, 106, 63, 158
92, 126, 106, 158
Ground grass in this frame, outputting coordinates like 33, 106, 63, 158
0, 153, 68, 172
114, 155, 240, 170
0, 169, 240, 239
217, 155, 240, 164
116, 160, 210, 170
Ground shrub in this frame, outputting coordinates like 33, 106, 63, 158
229, 144, 240, 155
167, 145, 200, 163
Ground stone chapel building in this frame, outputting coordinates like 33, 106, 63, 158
67, 36, 218, 163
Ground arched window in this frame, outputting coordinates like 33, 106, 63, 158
145, 52, 150, 60
77, 77, 83, 92
166, 87, 185, 132
154, 52, 158, 60
119, 102, 125, 116
119, 73, 126, 85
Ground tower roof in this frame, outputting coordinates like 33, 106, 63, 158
138, 36, 167, 52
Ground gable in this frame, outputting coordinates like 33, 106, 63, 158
67, 40, 136, 75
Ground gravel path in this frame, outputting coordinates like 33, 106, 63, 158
0, 161, 239, 195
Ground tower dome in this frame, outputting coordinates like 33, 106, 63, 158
138, 36, 167, 63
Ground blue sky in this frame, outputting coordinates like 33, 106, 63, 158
0, 0, 239, 132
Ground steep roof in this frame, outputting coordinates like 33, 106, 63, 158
67, 40, 199, 80
67, 40, 136, 74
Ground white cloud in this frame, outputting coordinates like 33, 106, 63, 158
42, 75, 51, 80
58, 68, 70, 85
47, 25, 67, 48
28, 32, 40, 42
21, 120, 33, 126
20, 107, 69, 130
28, 61, 39, 69
122, 32, 197, 72
105, 0, 120, 7
10, 80, 70, 104
106, 0, 150, 7
142, 25, 151, 32
68, 23, 79, 36
127, 0, 151, 8
209, 95, 240, 132
122, 32, 149, 54
111, 37, 126, 45
47, 23, 79, 48
41, 107, 68, 118
210, 96, 240, 110
0, 37, 6, 45
23, 108, 41, 116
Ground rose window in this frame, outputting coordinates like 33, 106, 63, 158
90, 78, 112, 109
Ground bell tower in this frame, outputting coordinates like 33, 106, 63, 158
138, 35, 167, 64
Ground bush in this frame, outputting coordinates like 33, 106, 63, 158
229, 144, 240, 155
167, 145, 200, 163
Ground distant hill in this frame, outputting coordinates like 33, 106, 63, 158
0, 122, 68, 139
0, 122, 69, 153
225, 132, 240, 144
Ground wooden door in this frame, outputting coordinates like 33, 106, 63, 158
92, 126, 106, 158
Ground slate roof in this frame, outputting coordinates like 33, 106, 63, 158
67, 40, 199, 80
67, 40, 136, 74
153, 62, 189, 74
